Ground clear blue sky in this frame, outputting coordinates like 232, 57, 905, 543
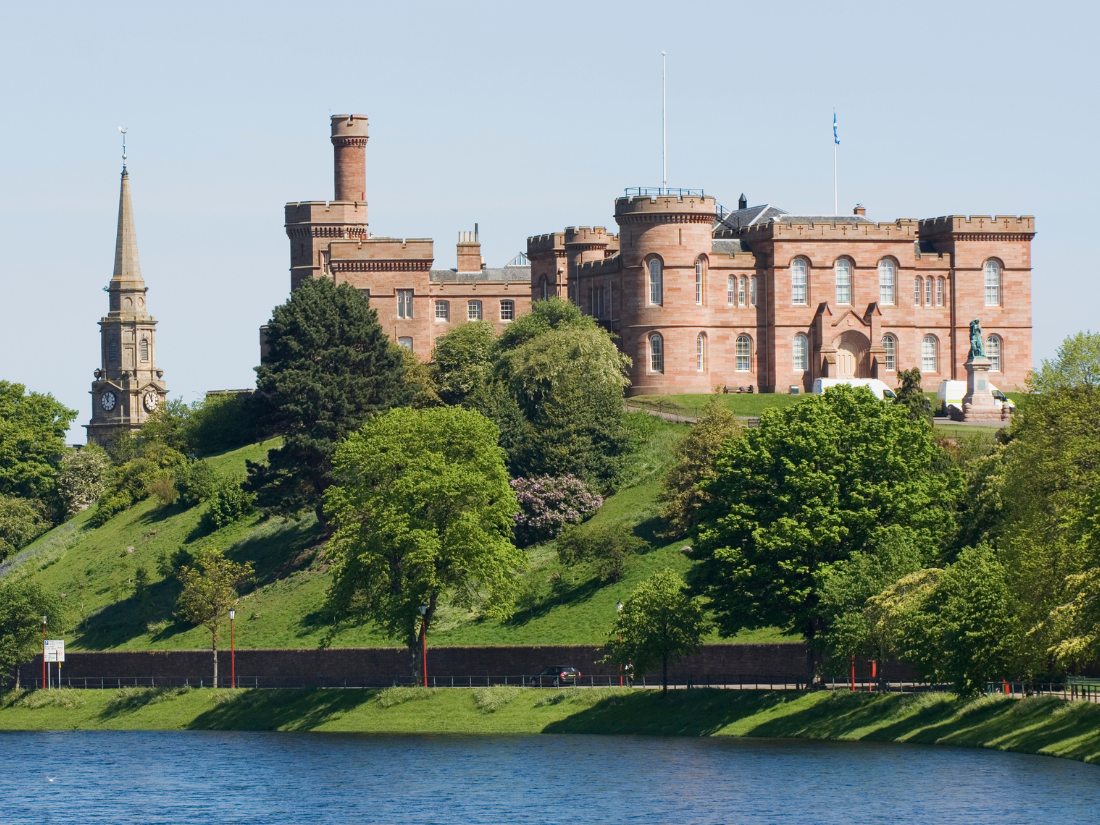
1, 1, 1095, 442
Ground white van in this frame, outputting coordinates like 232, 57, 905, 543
812, 378, 898, 401
935, 380, 1015, 415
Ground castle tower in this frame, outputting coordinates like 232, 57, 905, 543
86, 165, 167, 447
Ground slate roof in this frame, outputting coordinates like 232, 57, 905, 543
713, 203, 789, 233
430, 266, 532, 284
775, 215, 874, 226
711, 238, 752, 255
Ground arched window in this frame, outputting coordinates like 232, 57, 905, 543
922, 335, 938, 373
879, 259, 896, 305
140, 338, 149, 362
984, 260, 1001, 306
881, 334, 897, 371
735, 334, 752, 372
695, 257, 706, 305
738, 277, 746, 306
914, 276, 923, 306
925, 277, 932, 307
696, 332, 707, 372
397, 337, 413, 351
792, 333, 808, 371
435, 300, 450, 321
791, 258, 808, 305
727, 276, 735, 306
987, 335, 1002, 372
750, 276, 757, 307
648, 258, 663, 306
936, 277, 944, 307
649, 333, 664, 373
835, 259, 851, 305
467, 300, 482, 321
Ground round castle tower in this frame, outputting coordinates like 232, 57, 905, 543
331, 114, 369, 202
615, 192, 717, 394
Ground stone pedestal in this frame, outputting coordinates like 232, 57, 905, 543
962, 356, 1002, 423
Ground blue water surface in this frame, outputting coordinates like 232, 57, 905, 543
0, 731, 1097, 824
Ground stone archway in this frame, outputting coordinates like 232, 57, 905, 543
833, 330, 871, 378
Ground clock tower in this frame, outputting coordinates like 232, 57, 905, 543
85, 160, 167, 447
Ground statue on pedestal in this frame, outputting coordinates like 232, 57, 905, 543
968, 318, 985, 360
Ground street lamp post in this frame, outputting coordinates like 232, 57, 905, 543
616, 601, 624, 687
418, 604, 429, 688
41, 615, 46, 690
228, 609, 236, 689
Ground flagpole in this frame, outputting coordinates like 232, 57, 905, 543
662, 51, 667, 188
833, 109, 838, 215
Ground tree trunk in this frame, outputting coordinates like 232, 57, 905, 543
212, 637, 218, 688
14, 666, 20, 691
662, 654, 668, 694
407, 636, 420, 682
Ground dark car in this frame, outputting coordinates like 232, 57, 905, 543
530, 666, 581, 687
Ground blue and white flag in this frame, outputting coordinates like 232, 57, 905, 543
833, 112, 839, 145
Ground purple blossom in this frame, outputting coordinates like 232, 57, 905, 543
511, 475, 603, 547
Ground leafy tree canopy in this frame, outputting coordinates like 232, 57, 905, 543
0, 381, 76, 503
602, 569, 709, 692
496, 297, 591, 352
246, 278, 411, 523
55, 443, 110, 516
556, 520, 647, 583
893, 367, 932, 423
0, 495, 50, 562
324, 407, 523, 676
431, 321, 497, 406
177, 545, 254, 687
1028, 330, 1100, 394
0, 577, 65, 688
693, 385, 960, 645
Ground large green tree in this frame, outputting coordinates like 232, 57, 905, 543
602, 569, 709, 692
0, 577, 64, 689
430, 320, 497, 406
246, 279, 411, 523
0, 496, 50, 562
0, 381, 76, 504
692, 385, 959, 662
324, 407, 523, 678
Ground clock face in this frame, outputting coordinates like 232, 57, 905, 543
101, 391, 117, 411
143, 391, 159, 412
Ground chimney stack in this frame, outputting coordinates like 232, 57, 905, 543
853, 204, 866, 217
331, 114, 369, 202
457, 226, 482, 272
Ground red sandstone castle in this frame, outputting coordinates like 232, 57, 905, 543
287, 115, 1034, 394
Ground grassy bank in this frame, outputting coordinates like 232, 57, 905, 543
2, 686, 1098, 765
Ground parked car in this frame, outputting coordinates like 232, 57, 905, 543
530, 666, 581, 687
812, 378, 897, 401
935, 379, 1016, 416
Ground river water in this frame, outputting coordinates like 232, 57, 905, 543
0, 731, 1096, 824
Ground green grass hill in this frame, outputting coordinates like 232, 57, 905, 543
5, 418, 789, 652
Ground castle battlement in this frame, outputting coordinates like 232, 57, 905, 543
527, 232, 565, 255
564, 226, 611, 246
576, 254, 622, 277
918, 215, 1036, 236
614, 194, 717, 221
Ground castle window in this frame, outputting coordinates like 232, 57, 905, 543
435, 300, 450, 321
540, 276, 549, 301
835, 259, 851, 305
879, 259, 896, 305
397, 289, 414, 319
793, 333, 808, 371
984, 260, 1002, 306
467, 300, 483, 321
649, 333, 664, 373
695, 258, 706, 305
882, 334, 897, 371
727, 276, 735, 306
750, 276, 757, 307
735, 334, 752, 372
696, 332, 707, 372
738, 277, 747, 307
936, 277, 945, 307
109, 341, 118, 363
398, 337, 413, 351
922, 335, 938, 373
914, 277, 923, 306
648, 259, 663, 306
140, 338, 149, 362
987, 335, 1002, 372
925, 277, 933, 307
791, 258, 808, 305
500, 300, 515, 321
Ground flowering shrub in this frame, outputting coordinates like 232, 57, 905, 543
511, 475, 602, 546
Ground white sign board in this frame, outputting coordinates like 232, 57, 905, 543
44, 640, 65, 663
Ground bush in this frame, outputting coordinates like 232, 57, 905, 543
511, 475, 602, 546
148, 474, 178, 506
556, 521, 648, 583
88, 492, 131, 527
0, 495, 49, 561
174, 460, 217, 507
472, 685, 522, 713
201, 479, 256, 530
55, 444, 110, 515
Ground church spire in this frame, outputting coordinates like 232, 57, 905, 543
112, 166, 142, 283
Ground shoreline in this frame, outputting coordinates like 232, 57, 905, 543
2, 686, 1098, 765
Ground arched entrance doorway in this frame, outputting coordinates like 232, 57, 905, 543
833, 330, 871, 378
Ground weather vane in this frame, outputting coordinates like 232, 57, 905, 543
118, 126, 128, 171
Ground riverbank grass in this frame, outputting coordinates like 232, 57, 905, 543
2, 687, 1098, 765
